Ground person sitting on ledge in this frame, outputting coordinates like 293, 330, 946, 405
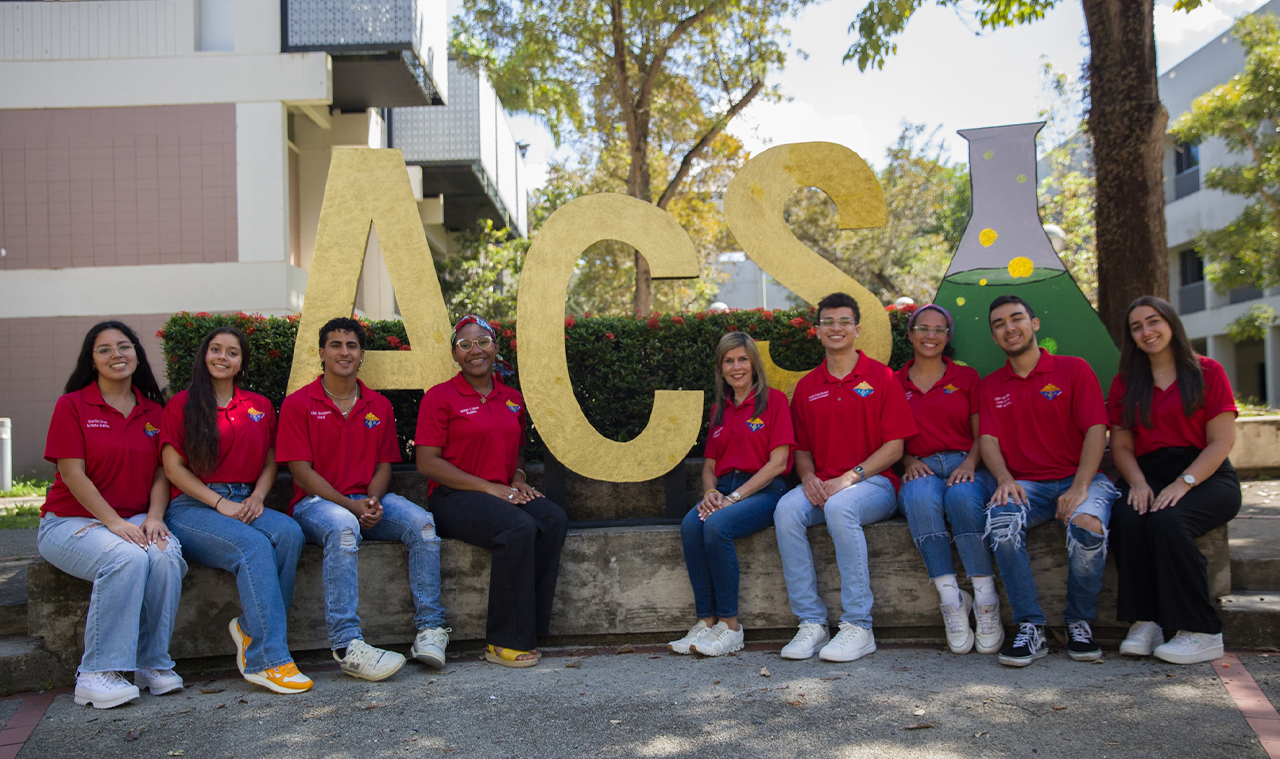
1107, 295, 1241, 665
161, 326, 311, 694
416, 315, 568, 669
38, 321, 186, 709
980, 294, 1119, 668
774, 292, 917, 663
277, 317, 450, 682
669, 332, 794, 657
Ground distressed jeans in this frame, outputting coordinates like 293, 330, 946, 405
37, 512, 187, 673
985, 473, 1119, 626
774, 475, 898, 628
293, 492, 445, 649
896, 451, 996, 580
166, 483, 304, 673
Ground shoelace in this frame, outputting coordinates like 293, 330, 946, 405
976, 607, 1000, 634
942, 606, 967, 634
1068, 622, 1092, 643
795, 625, 823, 643
1012, 623, 1039, 648
85, 671, 131, 689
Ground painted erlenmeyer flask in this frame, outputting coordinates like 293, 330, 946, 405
934, 122, 1118, 390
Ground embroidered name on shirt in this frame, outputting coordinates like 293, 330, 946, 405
942, 383, 959, 395
746, 417, 765, 432
808, 390, 829, 402
144, 422, 160, 438
994, 393, 1012, 409
459, 406, 480, 416
85, 419, 111, 429
311, 410, 332, 420
711, 428, 723, 439
364, 412, 381, 429
505, 399, 521, 414
248, 407, 265, 422
1040, 383, 1062, 401
853, 381, 875, 398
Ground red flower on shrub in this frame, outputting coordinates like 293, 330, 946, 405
672, 315, 685, 325
565, 316, 576, 329
604, 333, 615, 341
646, 314, 660, 329
245, 326, 257, 335
761, 310, 774, 320
509, 339, 517, 351
584, 311, 593, 318
806, 327, 818, 338
747, 322, 757, 331
185, 321, 194, 328
695, 311, 708, 321
490, 320, 503, 329
269, 349, 281, 359
286, 314, 300, 323
155, 330, 165, 339
399, 344, 411, 351
386, 336, 402, 348
195, 312, 210, 318
727, 324, 738, 332
790, 317, 806, 328
502, 328, 514, 338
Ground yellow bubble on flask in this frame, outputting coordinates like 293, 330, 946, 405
1008, 257, 1035, 278
956, 297, 966, 307
979, 228, 998, 247
979, 278, 988, 286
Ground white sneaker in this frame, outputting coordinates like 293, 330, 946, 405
819, 622, 877, 662
941, 589, 975, 654
335, 639, 406, 681
780, 622, 830, 660
668, 620, 711, 655
411, 627, 450, 669
1153, 631, 1224, 665
691, 622, 745, 657
134, 667, 184, 695
974, 599, 1005, 655
74, 671, 141, 709
1119, 621, 1164, 657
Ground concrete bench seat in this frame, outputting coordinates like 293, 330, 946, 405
26, 515, 1229, 672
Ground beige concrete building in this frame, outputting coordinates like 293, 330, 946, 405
1160, 0, 1280, 407
0, 0, 528, 476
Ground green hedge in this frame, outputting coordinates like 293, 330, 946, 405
160, 305, 920, 463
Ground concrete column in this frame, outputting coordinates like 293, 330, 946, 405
1208, 334, 1238, 390
236, 102, 290, 264
1266, 324, 1280, 408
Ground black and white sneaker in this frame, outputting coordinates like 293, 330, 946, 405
1066, 620, 1102, 661
998, 622, 1048, 668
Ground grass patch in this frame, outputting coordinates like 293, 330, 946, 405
1237, 398, 1279, 418
0, 477, 51, 499
0, 504, 40, 530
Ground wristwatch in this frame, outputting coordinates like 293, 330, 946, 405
729, 491, 742, 503
853, 465, 866, 483
1181, 473, 1197, 487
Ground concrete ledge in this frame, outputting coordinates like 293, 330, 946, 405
1232, 415, 1280, 478
26, 518, 1230, 670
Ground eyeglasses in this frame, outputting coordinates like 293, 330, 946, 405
910, 326, 950, 337
454, 336, 494, 351
817, 318, 857, 328
93, 343, 135, 357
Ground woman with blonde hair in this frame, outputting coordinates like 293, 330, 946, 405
669, 331, 795, 657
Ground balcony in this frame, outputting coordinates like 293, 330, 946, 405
1230, 284, 1265, 304
390, 60, 528, 236
282, 0, 447, 110
1179, 281, 1205, 315
1173, 167, 1200, 201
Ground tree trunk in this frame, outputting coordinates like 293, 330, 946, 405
628, 110, 654, 317
1082, 0, 1169, 343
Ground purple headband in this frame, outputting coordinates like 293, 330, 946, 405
907, 304, 953, 332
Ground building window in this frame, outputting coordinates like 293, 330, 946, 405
1179, 248, 1205, 315
1180, 248, 1205, 286
1174, 142, 1200, 200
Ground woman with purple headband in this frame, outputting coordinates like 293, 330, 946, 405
893, 304, 1002, 655
415, 315, 568, 668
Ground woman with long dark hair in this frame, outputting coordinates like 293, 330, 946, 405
38, 321, 186, 709
160, 326, 312, 693
1108, 295, 1241, 664
416, 315, 568, 668
669, 331, 793, 657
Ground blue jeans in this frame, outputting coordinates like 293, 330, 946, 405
774, 475, 898, 628
681, 473, 786, 619
986, 473, 1120, 625
897, 451, 996, 580
165, 483, 304, 672
293, 492, 445, 649
37, 512, 187, 673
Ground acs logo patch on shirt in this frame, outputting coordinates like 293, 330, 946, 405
506, 399, 522, 414
853, 381, 875, 398
247, 407, 265, 422
746, 417, 764, 432
942, 383, 959, 395
144, 422, 160, 438
1039, 383, 1062, 401
364, 412, 382, 429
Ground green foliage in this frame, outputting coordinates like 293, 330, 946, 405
0, 477, 52, 499
161, 306, 916, 463
437, 220, 528, 322
1225, 304, 1277, 344
1170, 12, 1280, 293
0, 504, 41, 530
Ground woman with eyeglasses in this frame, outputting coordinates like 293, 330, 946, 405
38, 322, 187, 709
894, 305, 1002, 655
415, 315, 568, 668
668, 332, 794, 657
1107, 296, 1241, 664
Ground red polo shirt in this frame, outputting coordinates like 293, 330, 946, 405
896, 358, 980, 458
42, 384, 164, 519
1106, 355, 1237, 457
416, 373, 526, 495
979, 351, 1108, 482
275, 377, 402, 510
791, 351, 917, 491
160, 387, 277, 499
704, 388, 795, 478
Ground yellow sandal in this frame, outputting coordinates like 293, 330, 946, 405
485, 644, 539, 668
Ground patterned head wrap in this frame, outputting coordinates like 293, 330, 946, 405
907, 303, 954, 334
451, 314, 513, 379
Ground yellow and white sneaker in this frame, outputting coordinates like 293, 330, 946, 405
243, 662, 313, 694
228, 617, 250, 674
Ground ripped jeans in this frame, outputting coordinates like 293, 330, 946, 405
37, 512, 187, 673
985, 473, 1119, 626
293, 493, 445, 649
896, 451, 996, 580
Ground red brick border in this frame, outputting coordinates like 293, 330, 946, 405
1218, 653, 1280, 759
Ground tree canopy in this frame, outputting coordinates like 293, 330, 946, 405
1170, 12, 1280, 293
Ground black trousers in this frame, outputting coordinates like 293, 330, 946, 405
428, 486, 569, 651
1111, 446, 1240, 634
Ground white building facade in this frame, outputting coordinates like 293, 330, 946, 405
0, 0, 527, 475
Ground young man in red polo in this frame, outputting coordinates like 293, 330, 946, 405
980, 295, 1119, 667
774, 292, 918, 662
276, 317, 449, 681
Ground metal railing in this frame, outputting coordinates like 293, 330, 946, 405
1174, 167, 1200, 201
